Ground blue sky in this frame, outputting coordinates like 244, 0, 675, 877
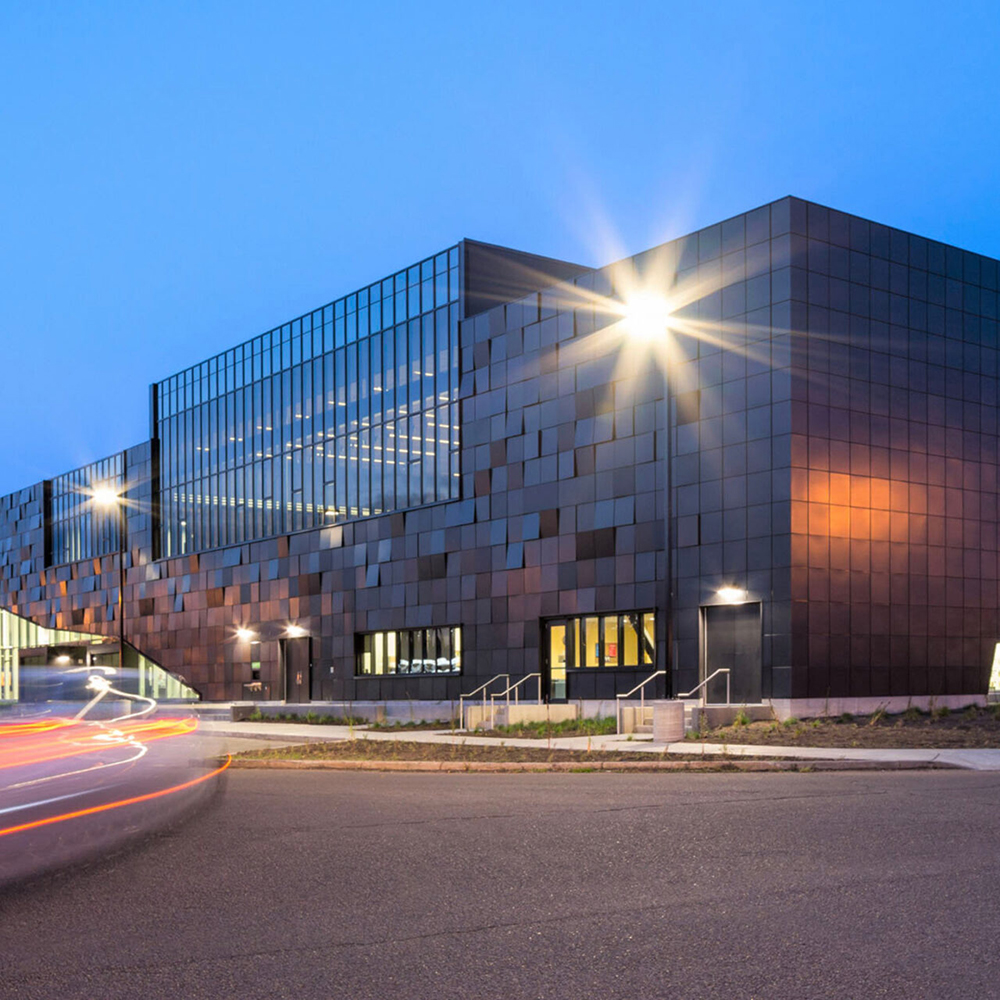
1, 0, 997, 494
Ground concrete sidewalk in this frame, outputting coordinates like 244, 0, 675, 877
198, 719, 1000, 771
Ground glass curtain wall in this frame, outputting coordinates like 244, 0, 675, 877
0, 607, 198, 703
156, 247, 461, 556
50, 454, 124, 565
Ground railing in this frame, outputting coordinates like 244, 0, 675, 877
458, 673, 509, 730
678, 668, 731, 707
488, 673, 542, 729
615, 670, 667, 735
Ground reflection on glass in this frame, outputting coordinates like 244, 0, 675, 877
155, 249, 462, 558
642, 613, 656, 665
354, 627, 462, 676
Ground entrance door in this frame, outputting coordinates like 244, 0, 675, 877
543, 622, 568, 701
703, 603, 762, 704
282, 637, 312, 703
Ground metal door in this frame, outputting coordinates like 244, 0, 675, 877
702, 603, 762, 704
282, 637, 312, 703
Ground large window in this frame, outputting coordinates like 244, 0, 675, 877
156, 247, 461, 557
0, 607, 199, 703
356, 626, 462, 676
546, 612, 655, 670
49, 454, 124, 565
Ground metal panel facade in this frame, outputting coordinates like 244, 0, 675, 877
0, 200, 997, 705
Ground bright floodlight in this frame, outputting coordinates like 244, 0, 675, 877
235, 627, 255, 642
286, 624, 307, 638
718, 587, 747, 604
92, 486, 121, 508
624, 291, 672, 342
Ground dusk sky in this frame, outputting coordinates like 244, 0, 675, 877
1, 1, 997, 495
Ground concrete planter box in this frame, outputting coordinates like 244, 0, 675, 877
465, 703, 578, 730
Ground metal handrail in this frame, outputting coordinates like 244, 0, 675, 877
488, 673, 542, 728
615, 670, 667, 734
458, 673, 509, 730
678, 668, 731, 707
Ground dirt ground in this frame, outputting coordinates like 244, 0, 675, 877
697, 706, 1000, 749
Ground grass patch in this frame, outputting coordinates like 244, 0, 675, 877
241, 709, 369, 726
365, 719, 456, 731
484, 716, 618, 739
691, 705, 1000, 749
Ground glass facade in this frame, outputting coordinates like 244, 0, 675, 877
356, 627, 462, 676
545, 613, 655, 670
156, 247, 462, 556
0, 606, 198, 703
49, 454, 124, 565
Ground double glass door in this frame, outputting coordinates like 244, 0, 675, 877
543, 613, 657, 701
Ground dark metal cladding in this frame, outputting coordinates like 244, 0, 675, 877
1, 201, 998, 706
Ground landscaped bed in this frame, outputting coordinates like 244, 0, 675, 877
691, 705, 1000, 749
232, 738, 750, 765
236, 715, 619, 736
238, 711, 457, 730
479, 717, 618, 739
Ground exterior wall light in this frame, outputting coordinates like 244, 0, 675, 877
91, 485, 121, 507
717, 587, 747, 604
624, 290, 673, 342
235, 627, 255, 642
90, 484, 126, 668
286, 624, 307, 638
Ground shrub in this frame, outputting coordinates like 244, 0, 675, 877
868, 707, 888, 726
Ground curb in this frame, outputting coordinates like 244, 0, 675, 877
229, 757, 957, 773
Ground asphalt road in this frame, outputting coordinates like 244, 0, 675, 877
2, 769, 999, 1000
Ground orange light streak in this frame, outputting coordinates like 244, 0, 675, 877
0, 755, 231, 838
0, 717, 198, 770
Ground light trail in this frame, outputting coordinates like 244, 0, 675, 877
0, 755, 231, 839
0, 786, 106, 818
5, 741, 149, 791
0, 717, 198, 771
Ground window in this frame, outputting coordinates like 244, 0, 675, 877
544, 612, 655, 669
356, 627, 462, 676
156, 246, 462, 557
48, 455, 125, 565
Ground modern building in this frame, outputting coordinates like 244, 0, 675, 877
2, 197, 998, 716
